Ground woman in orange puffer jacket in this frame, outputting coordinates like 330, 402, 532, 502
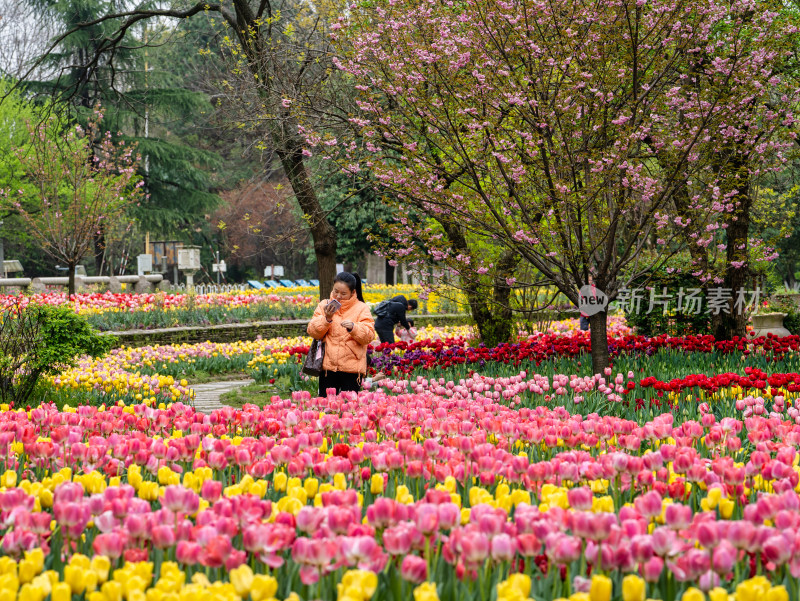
307, 272, 375, 395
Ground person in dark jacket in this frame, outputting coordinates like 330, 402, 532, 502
374, 295, 418, 343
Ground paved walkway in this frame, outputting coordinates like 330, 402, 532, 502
191, 379, 253, 414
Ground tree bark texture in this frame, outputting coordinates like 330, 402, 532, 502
715, 154, 751, 340
589, 310, 610, 375
440, 219, 518, 346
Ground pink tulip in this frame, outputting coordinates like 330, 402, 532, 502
664, 503, 692, 530
151, 525, 176, 549
567, 486, 593, 511
438, 503, 460, 531
712, 540, 736, 574
728, 520, 756, 549
93, 531, 127, 558
460, 530, 490, 565
400, 555, 427, 583
546, 533, 581, 565
415, 503, 440, 535
491, 533, 516, 562
384, 524, 417, 555
642, 556, 664, 582
762, 534, 792, 565
634, 490, 662, 519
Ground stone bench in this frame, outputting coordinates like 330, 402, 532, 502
110, 274, 166, 293
0, 278, 31, 294
29, 274, 168, 294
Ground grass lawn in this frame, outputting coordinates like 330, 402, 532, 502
220, 382, 284, 408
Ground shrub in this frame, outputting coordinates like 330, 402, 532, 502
622, 270, 712, 337
0, 303, 114, 406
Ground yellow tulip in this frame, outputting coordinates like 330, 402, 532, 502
736, 578, 771, 601
91, 557, 111, 584
23, 550, 44, 576
250, 575, 278, 601
17, 561, 36, 585
589, 575, 613, 601
18, 584, 45, 601
497, 573, 532, 600
0, 558, 16, 579
146, 589, 165, 601
682, 588, 705, 601
413, 582, 440, 601
273, 473, 287, 492
304, 478, 319, 498
334, 473, 347, 490
51, 582, 72, 601
619, 575, 645, 601
708, 587, 729, 601
370, 474, 384, 494
0, 470, 16, 488
766, 587, 789, 601
229, 565, 254, 597
64, 565, 86, 595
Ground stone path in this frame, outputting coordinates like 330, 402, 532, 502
191, 379, 254, 414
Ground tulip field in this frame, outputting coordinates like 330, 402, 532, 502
0, 286, 465, 331
3, 318, 800, 601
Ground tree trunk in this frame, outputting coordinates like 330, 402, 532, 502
715, 154, 751, 340
68, 260, 76, 298
462, 285, 515, 346
274, 144, 337, 301
94, 226, 106, 276
589, 311, 610, 375
231, 15, 338, 302
784, 261, 797, 289
385, 260, 396, 286
439, 219, 518, 346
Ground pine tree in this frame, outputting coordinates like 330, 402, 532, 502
23, 0, 222, 274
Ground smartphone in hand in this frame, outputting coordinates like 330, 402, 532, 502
327, 299, 342, 312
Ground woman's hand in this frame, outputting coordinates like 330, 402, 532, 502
341, 320, 354, 332
324, 301, 338, 321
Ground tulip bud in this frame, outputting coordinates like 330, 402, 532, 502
51, 583, 72, 601
400, 555, 427, 584
229, 564, 254, 597
412, 582, 440, 601
766, 586, 789, 601
63, 566, 86, 595
622, 575, 645, 601
681, 587, 705, 601
249, 575, 278, 601
642, 556, 664, 582
200, 480, 222, 503
589, 574, 612, 601
708, 587, 729, 601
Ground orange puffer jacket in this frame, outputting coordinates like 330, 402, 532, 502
307, 294, 375, 375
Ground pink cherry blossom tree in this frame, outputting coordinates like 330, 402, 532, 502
7, 108, 143, 296
332, 0, 798, 372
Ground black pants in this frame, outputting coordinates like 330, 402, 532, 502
319, 371, 361, 396
375, 318, 395, 344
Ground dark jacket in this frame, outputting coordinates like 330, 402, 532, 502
375, 295, 411, 329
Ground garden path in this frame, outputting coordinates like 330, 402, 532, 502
191, 379, 254, 414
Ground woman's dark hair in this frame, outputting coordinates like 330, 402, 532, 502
408, 299, 418, 311
334, 272, 364, 302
